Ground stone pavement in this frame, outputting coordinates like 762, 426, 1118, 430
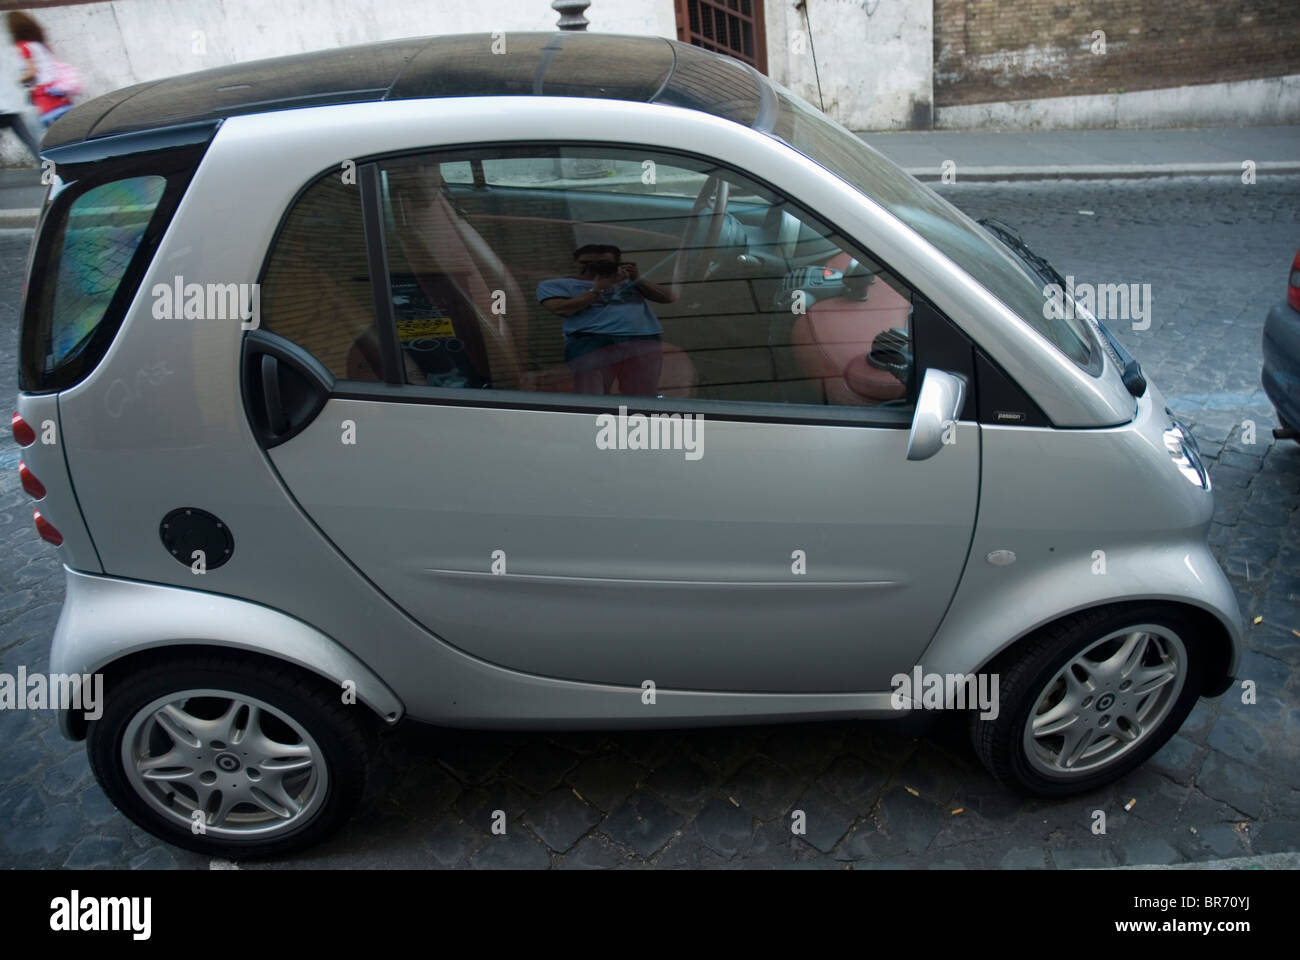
0, 174, 1297, 869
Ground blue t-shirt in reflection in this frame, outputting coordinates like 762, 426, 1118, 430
537, 277, 663, 338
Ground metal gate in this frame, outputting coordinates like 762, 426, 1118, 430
673, 0, 767, 73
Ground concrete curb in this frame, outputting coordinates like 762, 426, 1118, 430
1105, 852, 1300, 870
904, 161, 1300, 182
0, 210, 39, 229
0, 166, 40, 185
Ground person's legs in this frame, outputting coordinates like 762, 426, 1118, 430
0, 112, 40, 161
611, 338, 664, 397
565, 335, 619, 395
572, 363, 616, 395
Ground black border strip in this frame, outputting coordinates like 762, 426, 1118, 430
332, 380, 914, 429
357, 161, 403, 384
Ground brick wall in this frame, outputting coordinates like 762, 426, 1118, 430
934, 0, 1300, 107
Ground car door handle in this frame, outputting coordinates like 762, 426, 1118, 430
242, 330, 335, 448
260, 353, 289, 436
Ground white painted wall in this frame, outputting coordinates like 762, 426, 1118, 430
763, 0, 933, 131
0, 0, 930, 154
0, 0, 679, 164
27, 0, 677, 99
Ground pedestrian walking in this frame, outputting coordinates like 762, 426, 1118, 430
6, 11, 82, 129
0, 34, 38, 158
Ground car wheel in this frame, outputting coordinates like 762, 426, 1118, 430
88, 654, 371, 858
971, 605, 1203, 796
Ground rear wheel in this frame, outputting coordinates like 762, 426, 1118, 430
971, 605, 1203, 796
88, 654, 371, 858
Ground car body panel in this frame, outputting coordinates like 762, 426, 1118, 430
1262, 298, 1300, 429
13, 392, 100, 572
921, 385, 1242, 687
48, 567, 404, 738
270, 399, 980, 692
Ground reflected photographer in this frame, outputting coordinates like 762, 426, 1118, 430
538, 244, 677, 396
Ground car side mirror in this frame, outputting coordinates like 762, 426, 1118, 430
907, 369, 967, 461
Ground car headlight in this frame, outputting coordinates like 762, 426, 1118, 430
1163, 418, 1210, 490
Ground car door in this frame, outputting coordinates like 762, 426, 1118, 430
249, 143, 980, 694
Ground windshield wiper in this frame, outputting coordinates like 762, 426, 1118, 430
978, 217, 1146, 398
978, 217, 1066, 289
1090, 312, 1147, 397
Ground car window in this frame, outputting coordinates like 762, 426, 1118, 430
24, 176, 165, 384
260, 171, 379, 381
374, 145, 917, 416
770, 86, 1097, 372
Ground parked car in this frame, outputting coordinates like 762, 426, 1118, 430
14, 32, 1242, 857
1262, 248, 1300, 443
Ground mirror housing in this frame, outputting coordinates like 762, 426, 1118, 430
907, 369, 967, 461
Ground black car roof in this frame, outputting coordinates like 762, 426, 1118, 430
45, 32, 774, 150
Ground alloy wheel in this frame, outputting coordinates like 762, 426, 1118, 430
1021, 624, 1187, 778
120, 688, 328, 839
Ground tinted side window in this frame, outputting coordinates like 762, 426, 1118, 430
377, 147, 917, 417
46, 177, 165, 371
20, 175, 167, 392
261, 172, 378, 381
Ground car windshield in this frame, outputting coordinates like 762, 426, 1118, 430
767, 87, 1095, 370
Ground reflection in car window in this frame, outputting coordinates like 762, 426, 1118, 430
260, 172, 379, 381
375, 146, 917, 416
770, 86, 1095, 370
41, 176, 165, 375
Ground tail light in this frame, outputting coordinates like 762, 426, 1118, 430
1289, 249, 1300, 313
33, 510, 63, 546
18, 461, 45, 499
12, 413, 35, 446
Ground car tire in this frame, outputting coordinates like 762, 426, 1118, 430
1277, 414, 1300, 446
971, 604, 1203, 797
88, 654, 372, 859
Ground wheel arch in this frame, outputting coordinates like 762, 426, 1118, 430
52, 569, 404, 740
69, 643, 397, 741
968, 599, 1237, 699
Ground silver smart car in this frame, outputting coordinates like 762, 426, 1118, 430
13, 33, 1242, 856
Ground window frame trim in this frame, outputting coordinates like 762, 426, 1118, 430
358, 161, 405, 384
331, 379, 916, 429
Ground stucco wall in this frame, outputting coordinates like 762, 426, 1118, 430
763, 0, 933, 131
0, 0, 678, 162
21, 0, 677, 100
0, 0, 931, 166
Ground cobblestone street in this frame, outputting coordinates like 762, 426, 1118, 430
1, 174, 1298, 869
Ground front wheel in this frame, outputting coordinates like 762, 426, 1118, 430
971, 605, 1203, 796
88, 655, 371, 858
